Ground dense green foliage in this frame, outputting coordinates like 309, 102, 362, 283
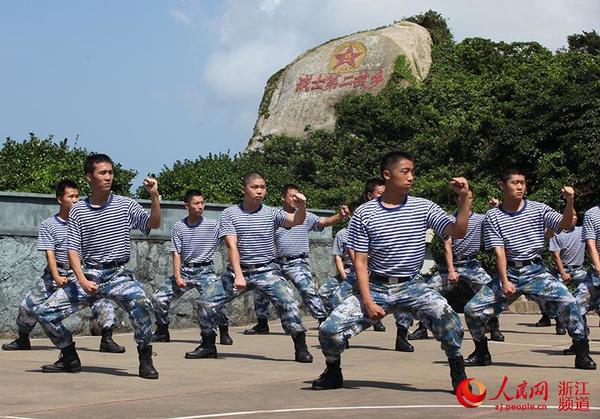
145, 12, 599, 217
0, 134, 136, 196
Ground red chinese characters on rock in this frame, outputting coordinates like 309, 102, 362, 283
295, 69, 385, 93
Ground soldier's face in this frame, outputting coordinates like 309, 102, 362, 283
185, 196, 205, 217
87, 162, 114, 193
281, 188, 300, 209
383, 159, 414, 192
58, 187, 80, 210
243, 178, 266, 203
500, 175, 526, 200
367, 185, 385, 200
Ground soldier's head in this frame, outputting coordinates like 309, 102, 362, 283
499, 168, 526, 201
183, 189, 205, 217
84, 153, 114, 193
281, 183, 301, 210
55, 179, 80, 210
380, 151, 415, 193
454, 186, 474, 206
363, 178, 385, 202
241, 172, 266, 203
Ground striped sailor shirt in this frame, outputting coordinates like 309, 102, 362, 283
170, 217, 219, 264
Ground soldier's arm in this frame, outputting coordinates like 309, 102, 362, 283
494, 247, 515, 296
443, 238, 458, 282
334, 255, 346, 279
45, 250, 67, 287
552, 250, 570, 282
355, 251, 385, 320
587, 239, 600, 274
318, 205, 350, 228
224, 235, 246, 290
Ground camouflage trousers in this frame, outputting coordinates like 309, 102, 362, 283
573, 270, 600, 317
151, 265, 229, 328
464, 262, 587, 342
399, 259, 493, 329
197, 263, 306, 335
541, 267, 587, 318
252, 258, 328, 321
318, 275, 345, 313
319, 275, 464, 362
36, 266, 153, 349
321, 272, 413, 329
16, 267, 117, 334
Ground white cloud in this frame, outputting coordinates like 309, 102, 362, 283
169, 8, 192, 25
259, 0, 285, 14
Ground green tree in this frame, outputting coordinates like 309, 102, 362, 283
0, 134, 136, 196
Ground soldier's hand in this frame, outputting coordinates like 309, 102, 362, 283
339, 205, 350, 219
365, 301, 386, 320
489, 198, 500, 208
501, 281, 516, 298
560, 272, 572, 283
54, 275, 68, 288
80, 278, 98, 295
450, 177, 469, 197
175, 276, 187, 288
143, 178, 159, 195
291, 192, 307, 208
233, 273, 247, 292
447, 270, 459, 284
561, 186, 574, 201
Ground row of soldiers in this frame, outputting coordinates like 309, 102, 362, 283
2, 152, 599, 394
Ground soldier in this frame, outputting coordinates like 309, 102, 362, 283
243, 184, 348, 335
312, 151, 470, 393
463, 169, 595, 370
35, 154, 161, 379
2, 180, 124, 354
408, 189, 505, 343
562, 206, 600, 355
188, 173, 312, 363
535, 215, 585, 335
150, 189, 232, 345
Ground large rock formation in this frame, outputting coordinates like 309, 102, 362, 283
247, 20, 432, 150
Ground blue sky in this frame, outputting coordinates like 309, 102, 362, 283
1, 1, 598, 189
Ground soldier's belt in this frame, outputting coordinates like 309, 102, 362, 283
453, 254, 477, 263
277, 253, 308, 263
85, 260, 128, 270
56, 262, 71, 270
507, 257, 542, 268
240, 260, 274, 270
564, 264, 583, 270
370, 272, 412, 285
183, 261, 213, 268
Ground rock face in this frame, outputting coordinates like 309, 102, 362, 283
248, 21, 432, 150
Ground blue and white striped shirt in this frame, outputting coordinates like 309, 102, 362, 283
347, 196, 453, 277
549, 226, 585, 267
483, 200, 562, 261
275, 211, 323, 258
37, 215, 69, 265
583, 206, 600, 255
451, 212, 485, 258
67, 193, 151, 265
170, 217, 219, 264
332, 227, 352, 267
219, 203, 287, 265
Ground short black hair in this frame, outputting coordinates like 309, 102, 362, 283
84, 153, 113, 175
362, 178, 385, 202
500, 168, 525, 183
241, 172, 265, 186
184, 189, 204, 203
380, 151, 414, 179
55, 179, 79, 198
281, 183, 300, 196
348, 200, 360, 213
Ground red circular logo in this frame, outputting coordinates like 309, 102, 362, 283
456, 378, 487, 408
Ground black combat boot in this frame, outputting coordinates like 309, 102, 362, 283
535, 314, 551, 327
2, 333, 31, 350
449, 356, 467, 394
464, 337, 492, 366
488, 317, 505, 342
243, 318, 269, 335
395, 326, 415, 352
99, 328, 126, 353
555, 319, 566, 335
373, 320, 386, 332
42, 343, 81, 373
138, 345, 159, 379
312, 359, 343, 390
185, 332, 218, 359
219, 325, 233, 345
573, 340, 597, 370
292, 332, 313, 363
563, 343, 576, 355
151, 323, 170, 342
407, 322, 429, 340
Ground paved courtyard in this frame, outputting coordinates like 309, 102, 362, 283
0, 314, 598, 418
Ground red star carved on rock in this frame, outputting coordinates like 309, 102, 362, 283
334, 45, 363, 69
